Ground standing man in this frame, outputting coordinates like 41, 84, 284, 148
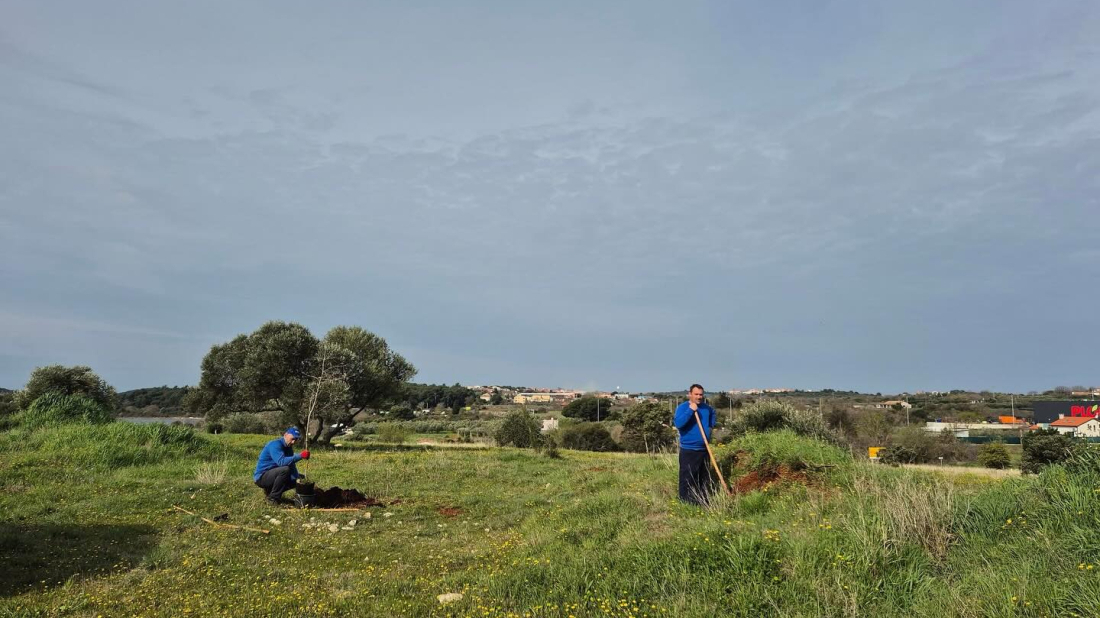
674, 384, 716, 505
254, 427, 311, 505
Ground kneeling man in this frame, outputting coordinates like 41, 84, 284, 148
253, 427, 310, 505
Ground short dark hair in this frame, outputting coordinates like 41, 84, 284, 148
689, 384, 704, 393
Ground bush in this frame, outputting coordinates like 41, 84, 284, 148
222, 413, 267, 435
561, 423, 619, 452
19, 392, 114, 429
886, 426, 972, 465
716, 430, 850, 476
376, 422, 411, 444
879, 445, 919, 466
14, 365, 118, 411
562, 397, 613, 422
619, 402, 676, 453
387, 405, 416, 420
730, 400, 840, 444
542, 431, 562, 459
494, 410, 542, 448
977, 441, 1011, 469
205, 421, 224, 434
1022, 428, 1078, 474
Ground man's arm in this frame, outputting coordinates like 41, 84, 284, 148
269, 443, 302, 468
673, 402, 699, 432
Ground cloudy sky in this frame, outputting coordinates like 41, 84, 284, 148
1, 1, 1097, 394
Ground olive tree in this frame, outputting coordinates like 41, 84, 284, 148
14, 365, 118, 411
185, 321, 416, 444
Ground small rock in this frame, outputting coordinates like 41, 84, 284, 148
383, 512, 394, 518
328, 524, 339, 533
437, 593, 464, 604
363, 512, 372, 519
341, 526, 353, 531
348, 520, 357, 526
270, 519, 281, 526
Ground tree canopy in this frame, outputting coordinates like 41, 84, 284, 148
185, 321, 416, 443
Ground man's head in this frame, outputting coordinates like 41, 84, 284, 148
283, 427, 302, 445
689, 384, 704, 405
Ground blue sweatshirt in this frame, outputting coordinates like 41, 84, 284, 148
674, 401, 716, 451
253, 437, 302, 482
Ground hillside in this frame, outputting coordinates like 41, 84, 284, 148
2, 424, 1099, 616
117, 386, 192, 417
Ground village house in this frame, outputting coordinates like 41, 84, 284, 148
1050, 416, 1100, 438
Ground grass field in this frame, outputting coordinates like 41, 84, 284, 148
2, 424, 1100, 617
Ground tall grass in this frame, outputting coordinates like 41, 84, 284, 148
4, 421, 210, 470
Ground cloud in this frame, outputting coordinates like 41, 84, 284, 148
0, 1, 1098, 391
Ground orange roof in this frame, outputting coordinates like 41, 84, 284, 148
1051, 417, 1097, 427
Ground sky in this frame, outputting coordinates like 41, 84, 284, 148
1, 0, 1098, 394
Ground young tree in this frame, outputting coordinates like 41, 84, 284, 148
619, 402, 676, 453
494, 410, 542, 448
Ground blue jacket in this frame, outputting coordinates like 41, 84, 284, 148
253, 438, 302, 482
674, 401, 716, 451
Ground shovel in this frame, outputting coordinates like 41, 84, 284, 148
694, 409, 732, 495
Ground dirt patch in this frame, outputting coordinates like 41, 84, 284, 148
437, 506, 463, 518
313, 486, 389, 509
732, 465, 809, 494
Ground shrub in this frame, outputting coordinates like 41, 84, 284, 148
222, 413, 267, 435
885, 426, 972, 465
562, 397, 613, 422
716, 430, 850, 476
730, 400, 840, 444
619, 402, 676, 453
14, 365, 118, 411
205, 421, 224, 434
1022, 428, 1078, 474
387, 405, 416, 420
494, 410, 542, 448
542, 431, 562, 459
879, 445, 919, 466
977, 441, 1011, 469
376, 422, 411, 444
19, 392, 114, 429
561, 423, 619, 452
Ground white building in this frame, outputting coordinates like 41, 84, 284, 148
1050, 417, 1100, 438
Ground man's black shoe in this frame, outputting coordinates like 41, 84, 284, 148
265, 495, 290, 506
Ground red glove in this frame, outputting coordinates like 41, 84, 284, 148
300, 450, 310, 460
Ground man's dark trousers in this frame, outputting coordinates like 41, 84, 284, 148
256, 465, 292, 499
679, 449, 715, 505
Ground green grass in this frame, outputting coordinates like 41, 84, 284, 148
2, 424, 1100, 617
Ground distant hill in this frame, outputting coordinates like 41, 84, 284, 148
118, 386, 192, 417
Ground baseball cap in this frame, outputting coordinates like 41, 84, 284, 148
285, 427, 302, 438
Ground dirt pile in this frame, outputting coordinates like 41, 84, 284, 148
313, 486, 387, 509
732, 464, 809, 494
